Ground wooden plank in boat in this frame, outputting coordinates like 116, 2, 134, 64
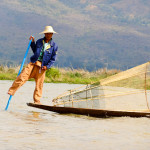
27, 103, 150, 118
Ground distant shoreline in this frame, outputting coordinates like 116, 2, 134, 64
0, 65, 120, 84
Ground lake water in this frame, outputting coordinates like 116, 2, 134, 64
0, 80, 150, 150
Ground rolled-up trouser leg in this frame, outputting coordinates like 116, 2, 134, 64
33, 67, 46, 103
8, 63, 34, 95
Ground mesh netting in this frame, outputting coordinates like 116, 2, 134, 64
52, 62, 150, 111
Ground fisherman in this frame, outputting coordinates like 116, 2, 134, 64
8, 26, 58, 104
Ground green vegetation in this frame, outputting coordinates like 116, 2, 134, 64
46, 67, 119, 84
0, 65, 119, 84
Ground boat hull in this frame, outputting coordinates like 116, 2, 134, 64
27, 103, 150, 118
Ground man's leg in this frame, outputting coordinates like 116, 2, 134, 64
33, 66, 46, 104
8, 63, 34, 95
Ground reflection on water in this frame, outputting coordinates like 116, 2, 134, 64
31, 111, 40, 119
0, 80, 150, 150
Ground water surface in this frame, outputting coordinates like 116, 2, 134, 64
0, 80, 150, 150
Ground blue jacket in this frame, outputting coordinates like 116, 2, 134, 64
30, 37, 58, 69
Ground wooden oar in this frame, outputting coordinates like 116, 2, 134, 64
5, 39, 32, 110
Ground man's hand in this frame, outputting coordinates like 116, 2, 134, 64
42, 66, 47, 70
29, 35, 35, 42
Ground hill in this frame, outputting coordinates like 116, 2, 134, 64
1, 0, 150, 71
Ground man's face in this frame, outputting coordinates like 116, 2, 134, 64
45, 33, 53, 41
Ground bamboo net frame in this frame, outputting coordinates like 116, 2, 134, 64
52, 62, 150, 111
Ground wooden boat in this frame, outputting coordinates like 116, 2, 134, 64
27, 103, 150, 118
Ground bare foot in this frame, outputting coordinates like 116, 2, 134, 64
7, 92, 12, 95
34, 101, 42, 105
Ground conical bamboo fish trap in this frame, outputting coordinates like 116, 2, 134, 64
52, 62, 150, 112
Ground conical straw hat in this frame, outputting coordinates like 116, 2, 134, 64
39, 26, 57, 34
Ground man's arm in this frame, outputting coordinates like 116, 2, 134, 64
46, 44, 58, 69
29, 35, 36, 53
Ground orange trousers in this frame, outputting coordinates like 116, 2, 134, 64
8, 62, 46, 103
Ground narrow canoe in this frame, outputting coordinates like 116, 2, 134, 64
27, 103, 150, 118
